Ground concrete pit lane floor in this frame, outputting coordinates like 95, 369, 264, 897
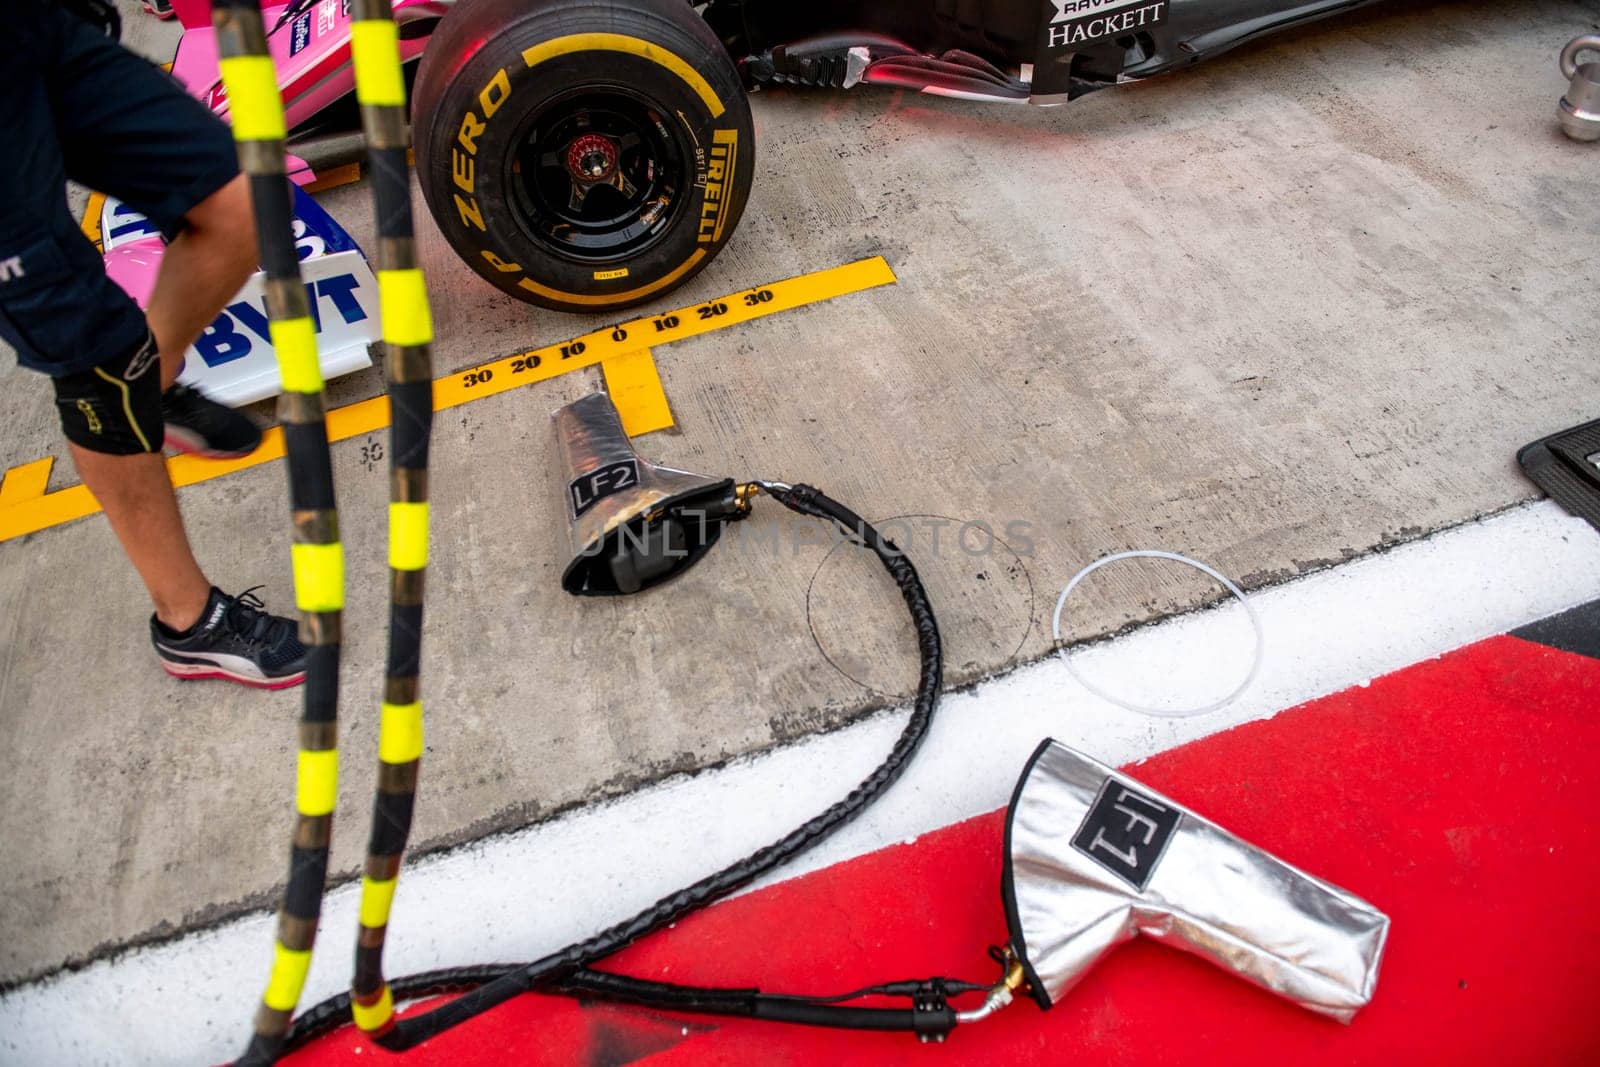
0, 0, 1596, 994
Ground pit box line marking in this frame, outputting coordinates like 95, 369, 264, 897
602, 349, 674, 438
80, 191, 106, 252
0, 257, 897, 544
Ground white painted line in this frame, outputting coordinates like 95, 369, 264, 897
3, 501, 1597, 1066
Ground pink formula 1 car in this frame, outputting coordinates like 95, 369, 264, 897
114, 0, 1382, 399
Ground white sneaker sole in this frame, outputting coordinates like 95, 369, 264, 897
163, 424, 258, 460
160, 658, 305, 690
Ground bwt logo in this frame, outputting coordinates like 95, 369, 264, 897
193, 275, 368, 367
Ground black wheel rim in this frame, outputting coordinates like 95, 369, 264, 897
509, 88, 690, 266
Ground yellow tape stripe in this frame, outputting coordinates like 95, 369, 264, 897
80, 191, 106, 250
349, 20, 406, 107
0, 258, 897, 544
378, 269, 434, 347
270, 316, 323, 394
0, 458, 53, 508
602, 350, 674, 437
389, 501, 429, 571
359, 876, 399, 929
522, 34, 724, 118
352, 984, 395, 1032
379, 701, 424, 765
290, 541, 345, 613
218, 55, 287, 141
296, 748, 339, 816
263, 943, 313, 1012
451, 258, 896, 409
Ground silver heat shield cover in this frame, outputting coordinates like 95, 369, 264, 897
1004, 740, 1389, 1022
551, 393, 732, 595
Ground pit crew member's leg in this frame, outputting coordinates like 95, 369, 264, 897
55, 339, 307, 689
52, 330, 213, 631
1, 2, 303, 686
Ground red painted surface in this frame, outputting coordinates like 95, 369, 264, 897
289, 635, 1600, 1065
170, 0, 212, 31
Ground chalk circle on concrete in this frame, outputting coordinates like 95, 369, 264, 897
1052, 550, 1264, 718
807, 514, 1035, 698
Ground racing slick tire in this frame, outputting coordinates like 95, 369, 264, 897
411, 0, 755, 314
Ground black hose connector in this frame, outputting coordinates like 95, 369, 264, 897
557, 970, 959, 1037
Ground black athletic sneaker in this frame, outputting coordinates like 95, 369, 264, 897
151, 587, 307, 689
162, 384, 263, 458
142, 0, 176, 19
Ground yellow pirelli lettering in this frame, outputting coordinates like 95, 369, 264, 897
706, 129, 739, 244
352, 984, 395, 1032
350, 20, 407, 107
269, 317, 323, 394
290, 541, 345, 612
379, 701, 424, 765
378, 269, 434, 347
296, 748, 339, 816
218, 55, 288, 141
263, 943, 313, 1012
359, 875, 399, 929
388, 501, 429, 571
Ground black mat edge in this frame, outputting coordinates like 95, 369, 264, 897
1518, 417, 1600, 533
1511, 598, 1600, 662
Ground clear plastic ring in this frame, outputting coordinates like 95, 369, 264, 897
1051, 550, 1264, 718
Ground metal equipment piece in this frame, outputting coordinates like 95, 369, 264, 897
1560, 35, 1600, 142
553, 393, 748, 595
1003, 740, 1389, 1023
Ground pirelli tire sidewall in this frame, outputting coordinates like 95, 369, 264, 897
412, 1, 754, 314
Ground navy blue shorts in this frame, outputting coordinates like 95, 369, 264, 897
52, 328, 166, 455
0, 0, 240, 379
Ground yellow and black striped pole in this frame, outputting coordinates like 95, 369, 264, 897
212, 3, 345, 1063
347, 0, 435, 1043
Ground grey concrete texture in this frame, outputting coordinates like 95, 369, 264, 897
1, 0, 1597, 985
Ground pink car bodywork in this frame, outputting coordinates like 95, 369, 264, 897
167, 0, 438, 134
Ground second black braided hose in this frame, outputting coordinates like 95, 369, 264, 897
284, 483, 943, 1050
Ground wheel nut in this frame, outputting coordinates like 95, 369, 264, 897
567, 134, 618, 182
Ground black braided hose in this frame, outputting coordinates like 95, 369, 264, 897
344, 0, 437, 1042
210, 2, 346, 1063
282, 482, 944, 1051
